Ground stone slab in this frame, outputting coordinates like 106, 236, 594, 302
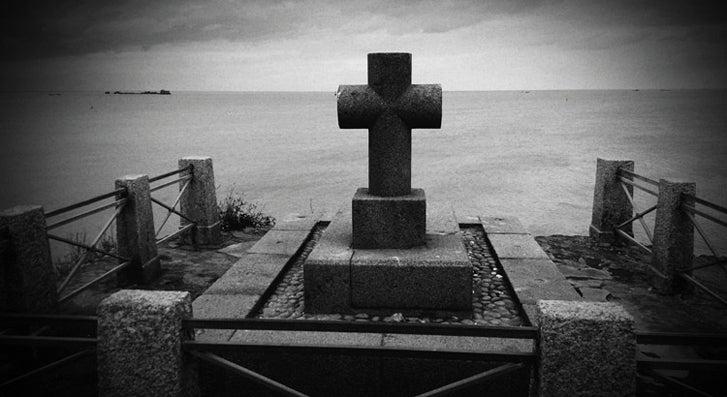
304, 211, 353, 313
351, 232, 471, 311
273, 213, 320, 231
426, 202, 459, 235
229, 329, 383, 347
227, 254, 290, 279
205, 271, 273, 296
579, 287, 611, 302
480, 216, 528, 234
217, 241, 257, 258
499, 259, 582, 304
488, 234, 550, 259
247, 229, 310, 256
352, 187, 426, 249
382, 334, 533, 353
192, 294, 260, 341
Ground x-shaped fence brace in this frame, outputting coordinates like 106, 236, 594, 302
149, 165, 197, 246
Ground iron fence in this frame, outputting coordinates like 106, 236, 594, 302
148, 164, 196, 246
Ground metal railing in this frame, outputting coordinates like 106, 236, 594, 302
636, 331, 727, 396
615, 168, 659, 255
149, 164, 196, 246
183, 318, 538, 396
45, 188, 131, 304
0, 313, 98, 392
681, 194, 727, 306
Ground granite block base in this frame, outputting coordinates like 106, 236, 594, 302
352, 188, 425, 249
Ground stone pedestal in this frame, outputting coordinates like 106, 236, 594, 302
0, 205, 57, 312
537, 300, 636, 397
651, 178, 695, 293
590, 158, 634, 243
305, 209, 471, 315
179, 156, 222, 245
97, 290, 197, 397
352, 188, 425, 249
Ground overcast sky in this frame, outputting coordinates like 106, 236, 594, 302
1, 0, 726, 91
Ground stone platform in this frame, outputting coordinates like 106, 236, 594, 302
305, 207, 471, 315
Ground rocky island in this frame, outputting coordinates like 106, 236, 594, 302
106, 89, 171, 95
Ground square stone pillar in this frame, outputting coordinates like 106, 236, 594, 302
590, 158, 634, 243
97, 290, 198, 397
0, 205, 57, 312
115, 175, 160, 284
537, 300, 636, 397
179, 156, 221, 245
651, 178, 695, 293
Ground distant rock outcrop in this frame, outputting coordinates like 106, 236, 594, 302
111, 90, 171, 95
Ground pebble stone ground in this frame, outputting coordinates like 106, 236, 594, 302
256, 225, 526, 326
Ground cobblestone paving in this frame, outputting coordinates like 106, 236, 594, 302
256, 225, 526, 326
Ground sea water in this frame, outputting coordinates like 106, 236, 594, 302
1, 90, 726, 254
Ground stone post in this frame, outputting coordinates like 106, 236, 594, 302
537, 300, 636, 397
651, 178, 695, 293
178, 156, 221, 245
115, 175, 160, 284
590, 158, 634, 244
0, 205, 57, 312
97, 290, 198, 397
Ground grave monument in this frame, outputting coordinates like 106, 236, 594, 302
304, 53, 472, 315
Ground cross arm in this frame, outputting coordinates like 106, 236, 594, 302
337, 85, 386, 129
395, 84, 442, 129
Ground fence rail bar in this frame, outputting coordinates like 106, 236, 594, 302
58, 261, 132, 304
57, 203, 125, 294
183, 341, 536, 362
645, 368, 713, 397
148, 165, 192, 183
183, 318, 539, 339
414, 363, 525, 397
154, 178, 192, 236
618, 176, 659, 197
156, 223, 195, 246
637, 331, 727, 346
47, 234, 128, 262
151, 196, 194, 225
0, 313, 97, 327
0, 349, 95, 389
682, 204, 727, 229
616, 204, 657, 230
679, 273, 727, 307
189, 351, 309, 397
0, 335, 98, 348
619, 181, 654, 243
616, 229, 653, 255
149, 174, 192, 193
685, 211, 721, 260
637, 356, 727, 371
618, 168, 659, 187
693, 195, 727, 216
46, 198, 127, 230
45, 188, 127, 218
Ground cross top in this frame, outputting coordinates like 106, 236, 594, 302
337, 53, 442, 197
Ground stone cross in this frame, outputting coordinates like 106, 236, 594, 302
337, 53, 442, 197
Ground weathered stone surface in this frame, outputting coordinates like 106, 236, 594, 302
537, 300, 636, 397
337, 53, 441, 197
426, 202, 459, 235
217, 240, 257, 258
227, 253, 289, 279
204, 270, 273, 296
590, 158, 634, 243
579, 287, 611, 301
499, 259, 581, 304
229, 329, 382, 346
247, 229, 310, 256
382, 334, 533, 353
0, 205, 57, 313
480, 216, 528, 234
556, 264, 612, 280
488, 234, 550, 259
179, 157, 219, 244
98, 290, 197, 397
351, 233, 471, 310
304, 213, 353, 313
651, 178, 695, 293
115, 174, 160, 283
192, 294, 259, 341
352, 188, 425, 249
273, 213, 320, 231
